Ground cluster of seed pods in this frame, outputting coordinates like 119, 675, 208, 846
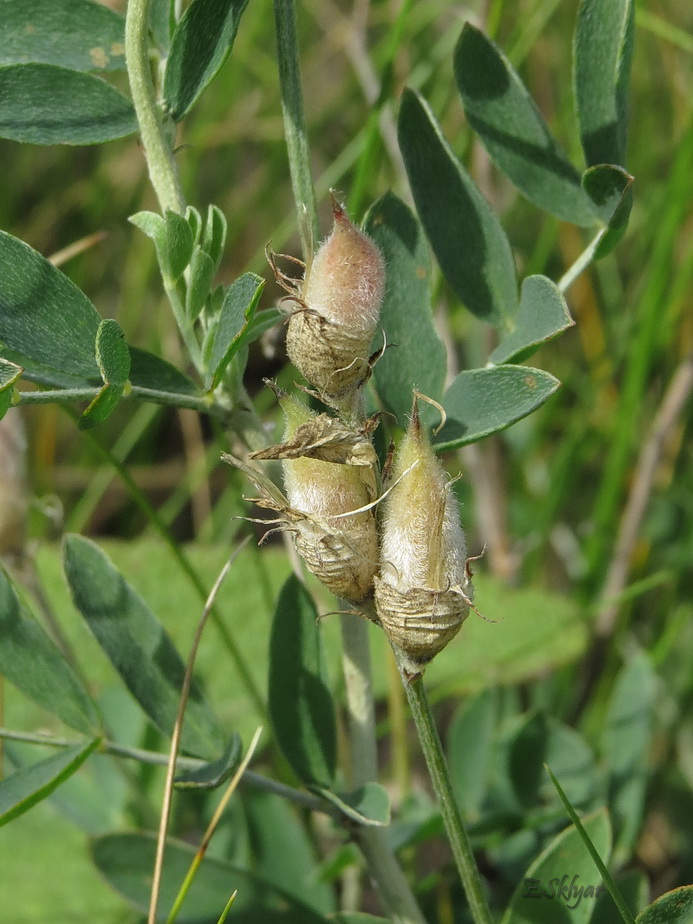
226, 197, 473, 677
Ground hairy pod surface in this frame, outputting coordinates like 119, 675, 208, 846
374, 406, 472, 675
285, 199, 384, 408
237, 395, 379, 603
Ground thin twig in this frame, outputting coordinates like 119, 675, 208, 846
148, 540, 249, 924
596, 351, 693, 636
125, 0, 185, 214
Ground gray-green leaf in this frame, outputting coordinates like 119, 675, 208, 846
0, 64, 136, 144
0, 739, 99, 828
364, 192, 446, 426
398, 88, 518, 328
268, 576, 337, 788
77, 319, 130, 429
574, 0, 635, 167
0, 231, 101, 381
0, 568, 100, 734
455, 24, 596, 226
207, 273, 265, 389
602, 652, 656, 865
435, 365, 560, 450
63, 534, 225, 759
0, 358, 22, 419
635, 885, 693, 924
489, 275, 573, 365
0, 0, 126, 72
186, 247, 216, 319
128, 347, 199, 397
501, 809, 611, 924
164, 0, 251, 122
129, 210, 195, 285
96, 318, 130, 388
448, 689, 496, 818
582, 164, 634, 259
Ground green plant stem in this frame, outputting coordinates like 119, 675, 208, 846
546, 764, 637, 924
340, 613, 377, 783
340, 614, 426, 924
274, 7, 419, 919
398, 659, 493, 924
0, 727, 325, 814
15, 386, 218, 416
273, 0, 319, 254
557, 229, 606, 294
125, 0, 185, 215
164, 282, 204, 374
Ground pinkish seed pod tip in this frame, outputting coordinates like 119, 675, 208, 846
285, 199, 385, 405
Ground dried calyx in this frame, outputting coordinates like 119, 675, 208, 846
374, 400, 473, 677
271, 195, 385, 413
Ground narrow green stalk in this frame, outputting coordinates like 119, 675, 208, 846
546, 765, 637, 924
340, 614, 426, 924
14, 388, 101, 404
340, 613, 378, 783
15, 385, 218, 417
399, 662, 493, 924
557, 229, 606, 294
273, 0, 319, 253
125, 0, 185, 215
216, 892, 238, 924
0, 727, 325, 814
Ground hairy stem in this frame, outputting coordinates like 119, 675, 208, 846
398, 659, 493, 924
125, 0, 185, 215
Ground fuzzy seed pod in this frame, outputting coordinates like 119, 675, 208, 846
279, 397, 378, 602
227, 396, 379, 604
374, 404, 472, 676
285, 198, 384, 409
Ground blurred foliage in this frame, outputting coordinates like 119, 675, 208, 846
1, 0, 693, 920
